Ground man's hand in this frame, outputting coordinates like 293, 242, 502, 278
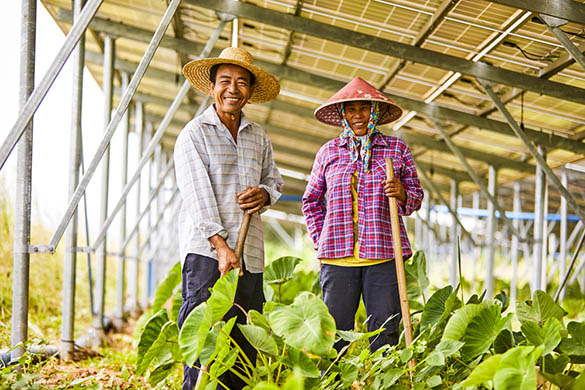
237, 187, 270, 214
382, 178, 407, 204
209, 235, 242, 277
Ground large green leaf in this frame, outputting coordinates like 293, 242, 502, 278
516, 290, 565, 326
266, 292, 335, 356
248, 309, 272, 333
339, 362, 358, 388
493, 346, 541, 390
148, 361, 176, 386
559, 321, 585, 357
461, 305, 512, 360
170, 288, 182, 324
405, 251, 429, 301
137, 321, 181, 375
239, 324, 279, 356
207, 269, 239, 324
521, 318, 562, 356
282, 346, 320, 378
461, 346, 540, 389
337, 328, 385, 343
441, 303, 483, 342
136, 309, 170, 373
421, 285, 461, 330
179, 303, 211, 367
282, 371, 305, 390
542, 354, 570, 375
152, 262, 182, 313
264, 256, 303, 285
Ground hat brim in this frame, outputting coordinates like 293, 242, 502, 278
314, 98, 403, 127
183, 58, 280, 104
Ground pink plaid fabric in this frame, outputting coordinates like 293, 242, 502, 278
302, 133, 423, 260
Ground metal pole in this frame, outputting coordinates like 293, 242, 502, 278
480, 81, 585, 224
141, 133, 155, 308
61, 0, 85, 361
510, 182, 521, 306
555, 229, 585, 302
558, 169, 568, 300
11, 0, 36, 361
532, 146, 546, 292
431, 118, 523, 240
49, 0, 183, 251
424, 190, 431, 268
471, 191, 480, 291
115, 72, 131, 322
542, 182, 549, 291
449, 179, 458, 287
94, 34, 115, 333
485, 165, 497, 297
0, 0, 103, 171
540, 14, 585, 72
128, 101, 145, 311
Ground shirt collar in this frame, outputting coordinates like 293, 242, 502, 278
337, 131, 385, 146
200, 104, 252, 133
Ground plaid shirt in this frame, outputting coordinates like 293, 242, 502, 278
302, 133, 423, 260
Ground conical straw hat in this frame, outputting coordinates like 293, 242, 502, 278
183, 47, 280, 104
315, 77, 402, 126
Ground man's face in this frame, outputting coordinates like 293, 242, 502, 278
344, 101, 371, 136
209, 64, 254, 115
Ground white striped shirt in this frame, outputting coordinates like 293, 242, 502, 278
174, 105, 284, 273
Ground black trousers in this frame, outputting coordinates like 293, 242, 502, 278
320, 261, 401, 352
177, 253, 264, 390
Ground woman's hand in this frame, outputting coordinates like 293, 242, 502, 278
382, 178, 407, 203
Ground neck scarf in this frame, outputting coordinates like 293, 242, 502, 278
339, 101, 380, 173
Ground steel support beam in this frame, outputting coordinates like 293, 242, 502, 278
48, 0, 184, 252
94, 34, 115, 333
558, 169, 568, 300
449, 179, 459, 288
0, 0, 103, 171
11, 0, 36, 361
532, 146, 546, 292
480, 80, 585, 225
128, 101, 145, 310
115, 72, 131, 322
510, 182, 521, 305
188, 0, 585, 105
540, 14, 585, 72
67, 12, 585, 156
61, 0, 85, 361
431, 119, 523, 239
485, 165, 498, 297
488, 0, 585, 27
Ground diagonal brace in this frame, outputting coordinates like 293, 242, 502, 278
430, 118, 526, 241
540, 14, 585, 73
480, 80, 585, 225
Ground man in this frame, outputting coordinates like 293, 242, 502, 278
174, 47, 284, 390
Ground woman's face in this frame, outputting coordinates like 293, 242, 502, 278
344, 101, 371, 136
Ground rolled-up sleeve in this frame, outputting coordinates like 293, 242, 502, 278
258, 136, 284, 213
302, 146, 328, 249
174, 127, 228, 243
397, 144, 423, 216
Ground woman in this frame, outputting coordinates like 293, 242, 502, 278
302, 77, 423, 352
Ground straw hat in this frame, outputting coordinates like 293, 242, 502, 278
315, 77, 402, 126
183, 47, 280, 104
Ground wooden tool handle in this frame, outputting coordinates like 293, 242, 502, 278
386, 158, 416, 377
234, 212, 252, 260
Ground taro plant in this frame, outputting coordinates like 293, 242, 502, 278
136, 252, 585, 389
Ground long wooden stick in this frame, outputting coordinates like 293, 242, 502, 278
386, 158, 416, 377
195, 212, 252, 390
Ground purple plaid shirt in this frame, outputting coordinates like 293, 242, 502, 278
302, 133, 423, 260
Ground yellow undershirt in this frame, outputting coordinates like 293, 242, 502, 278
321, 171, 391, 267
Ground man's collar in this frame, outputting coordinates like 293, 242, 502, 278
200, 104, 251, 132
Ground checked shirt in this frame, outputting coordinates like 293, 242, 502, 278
302, 133, 423, 260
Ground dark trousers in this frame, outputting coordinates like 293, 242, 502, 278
177, 253, 264, 390
320, 261, 401, 352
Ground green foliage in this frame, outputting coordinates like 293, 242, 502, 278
134, 253, 585, 389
